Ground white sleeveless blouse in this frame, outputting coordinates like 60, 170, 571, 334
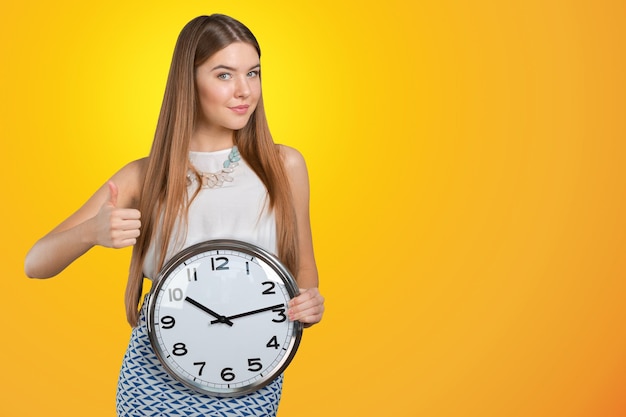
143, 149, 277, 280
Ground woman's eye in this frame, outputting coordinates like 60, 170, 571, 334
247, 70, 259, 78
217, 73, 231, 80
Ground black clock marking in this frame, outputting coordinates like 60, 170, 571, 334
247, 358, 263, 372
221, 368, 236, 381
172, 343, 188, 356
211, 256, 229, 271
261, 281, 276, 295
160, 315, 175, 329
266, 336, 280, 349
272, 307, 287, 323
194, 362, 206, 376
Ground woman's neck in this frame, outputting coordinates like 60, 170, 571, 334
190, 127, 235, 152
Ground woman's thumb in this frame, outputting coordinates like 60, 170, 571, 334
107, 181, 119, 207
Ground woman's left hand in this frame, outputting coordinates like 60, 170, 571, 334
288, 287, 325, 326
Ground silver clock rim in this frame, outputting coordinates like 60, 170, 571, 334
146, 239, 303, 398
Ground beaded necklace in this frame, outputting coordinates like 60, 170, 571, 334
187, 146, 241, 189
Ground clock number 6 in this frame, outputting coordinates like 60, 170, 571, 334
221, 367, 236, 382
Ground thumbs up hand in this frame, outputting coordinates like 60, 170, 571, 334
94, 181, 142, 248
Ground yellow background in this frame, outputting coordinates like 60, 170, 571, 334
3, 1, 626, 416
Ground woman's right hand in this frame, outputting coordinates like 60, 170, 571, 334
25, 159, 146, 278
94, 181, 141, 249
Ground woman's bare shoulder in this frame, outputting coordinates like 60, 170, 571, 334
119, 157, 149, 178
276, 144, 306, 171
110, 157, 149, 208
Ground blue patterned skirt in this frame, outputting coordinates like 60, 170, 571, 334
116, 295, 283, 417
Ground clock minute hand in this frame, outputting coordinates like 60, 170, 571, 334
210, 303, 285, 325
184, 296, 234, 326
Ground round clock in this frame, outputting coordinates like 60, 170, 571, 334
146, 239, 303, 397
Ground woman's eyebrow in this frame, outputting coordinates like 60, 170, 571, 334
211, 63, 261, 72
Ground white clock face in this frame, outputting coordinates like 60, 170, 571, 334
147, 241, 302, 397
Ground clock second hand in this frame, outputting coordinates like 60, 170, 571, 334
210, 303, 285, 325
184, 296, 234, 326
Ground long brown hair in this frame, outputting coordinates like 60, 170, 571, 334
125, 14, 298, 327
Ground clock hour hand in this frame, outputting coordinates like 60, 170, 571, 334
210, 303, 286, 325
184, 297, 234, 326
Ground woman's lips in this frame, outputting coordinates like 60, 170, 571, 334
229, 105, 249, 114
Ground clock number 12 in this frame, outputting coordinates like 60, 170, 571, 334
211, 257, 229, 271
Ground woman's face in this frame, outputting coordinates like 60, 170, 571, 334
194, 42, 261, 137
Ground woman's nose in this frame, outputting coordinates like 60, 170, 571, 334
234, 76, 251, 98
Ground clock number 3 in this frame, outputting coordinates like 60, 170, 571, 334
272, 308, 287, 323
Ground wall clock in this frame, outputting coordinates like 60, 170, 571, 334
147, 239, 302, 397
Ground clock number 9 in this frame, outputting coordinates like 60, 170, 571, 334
161, 315, 176, 329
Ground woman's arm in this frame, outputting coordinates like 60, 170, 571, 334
24, 159, 146, 278
280, 145, 325, 326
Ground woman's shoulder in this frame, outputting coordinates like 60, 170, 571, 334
110, 157, 149, 207
112, 157, 149, 183
276, 144, 306, 171
120, 157, 149, 175
276, 144, 310, 189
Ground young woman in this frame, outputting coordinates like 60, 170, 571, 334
25, 14, 324, 416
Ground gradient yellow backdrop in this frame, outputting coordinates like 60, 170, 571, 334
3, 1, 626, 416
